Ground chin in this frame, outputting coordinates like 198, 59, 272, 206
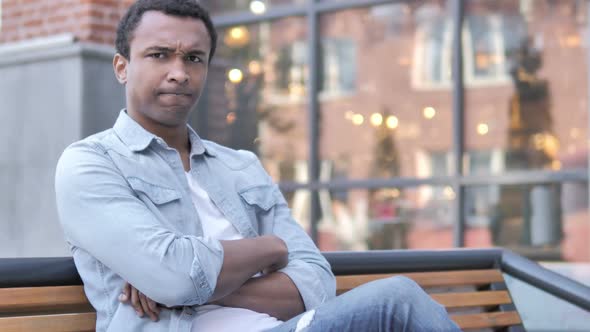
154, 107, 191, 127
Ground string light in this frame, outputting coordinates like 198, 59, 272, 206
386, 116, 399, 129
352, 114, 364, 126
250, 0, 267, 15
477, 123, 489, 135
370, 113, 383, 127
423, 107, 436, 119
228, 69, 243, 83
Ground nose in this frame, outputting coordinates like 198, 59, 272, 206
166, 59, 189, 84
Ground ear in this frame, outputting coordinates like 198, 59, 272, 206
113, 53, 129, 84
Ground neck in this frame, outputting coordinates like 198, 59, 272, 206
127, 109, 190, 154
156, 126, 190, 153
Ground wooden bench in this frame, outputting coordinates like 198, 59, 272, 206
0, 285, 95, 332
2, 249, 589, 331
0, 271, 521, 331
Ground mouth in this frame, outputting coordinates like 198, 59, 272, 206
156, 90, 196, 107
158, 92, 193, 97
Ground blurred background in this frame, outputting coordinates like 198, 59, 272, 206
4, 0, 588, 259
1, 0, 590, 329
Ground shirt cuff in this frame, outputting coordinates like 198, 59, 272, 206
279, 259, 330, 310
187, 236, 224, 305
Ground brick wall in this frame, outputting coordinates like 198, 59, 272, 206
0, 0, 135, 45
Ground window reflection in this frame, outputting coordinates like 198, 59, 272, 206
318, 187, 454, 251
412, 4, 453, 88
465, 182, 589, 261
413, 7, 528, 88
281, 189, 311, 234
198, 0, 590, 261
201, 0, 306, 15
274, 40, 307, 101
273, 37, 357, 100
464, 0, 589, 174
319, 2, 455, 181
320, 38, 357, 96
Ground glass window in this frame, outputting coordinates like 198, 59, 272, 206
200, 0, 306, 15
281, 188, 311, 234
319, 38, 357, 96
194, 18, 309, 183
412, 7, 453, 89
464, 149, 504, 175
464, 182, 589, 262
273, 37, 357, 99
318, 186, 455, 251
412, 7, 526, 89
464, 0, 589, 174
318, 2, 455, 181
274, 40, 307, 100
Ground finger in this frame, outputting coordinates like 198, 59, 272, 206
131, 287, 144, 317
140, 294, 158, 322
148, 298, 160, 314
119, 283, 130, 302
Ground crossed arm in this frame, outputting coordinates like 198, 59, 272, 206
121, 236, 305, 322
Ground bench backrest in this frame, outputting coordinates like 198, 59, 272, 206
0, 269, 523, 331
0, 285, 95, 332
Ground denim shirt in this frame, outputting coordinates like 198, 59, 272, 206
54, 111, 336, 332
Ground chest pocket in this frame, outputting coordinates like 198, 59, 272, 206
239, 185, 277, 235
127, 177, 183, 226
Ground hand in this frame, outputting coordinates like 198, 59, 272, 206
119, 282, 160, 322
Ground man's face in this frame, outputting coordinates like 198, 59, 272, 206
114, 11, 211, 129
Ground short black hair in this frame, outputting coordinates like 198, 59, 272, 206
115, 0, 217, 63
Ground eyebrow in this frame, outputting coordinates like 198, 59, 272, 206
144, 46, 207, 55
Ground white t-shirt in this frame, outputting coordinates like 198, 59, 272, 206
185, 172, 283, 332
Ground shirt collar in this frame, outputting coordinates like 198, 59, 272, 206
188, 124, 216, 157
113, 109, 216, 157
113, 110, 155, 152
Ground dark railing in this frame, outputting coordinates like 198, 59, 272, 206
323, 248, 590, 312
0, 256, 82, 288
500, 249, 590, 311
1, 249, 589, 312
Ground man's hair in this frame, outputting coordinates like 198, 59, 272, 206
115, 0, 217, 62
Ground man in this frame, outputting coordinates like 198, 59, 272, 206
55, 1, 461, 331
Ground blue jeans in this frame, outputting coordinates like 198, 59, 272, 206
267, 276, 461, 332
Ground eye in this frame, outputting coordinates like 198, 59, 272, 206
148, 52, 166, 59
187, 55, 202, 63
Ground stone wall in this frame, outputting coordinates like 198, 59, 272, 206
0, 38, 124, 257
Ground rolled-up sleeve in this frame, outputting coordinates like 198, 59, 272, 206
272, 185, 336, 309
247, 156, 336, 310
55, 142, 223, 307
278, 258, 335, 310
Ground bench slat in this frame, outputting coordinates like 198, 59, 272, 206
0, 312, 96, 332
0, 286, 92, 314
451, 311, 522, 329
336, 269, 504, 294
431, 290, 513, 308
1, 270, 520, 331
